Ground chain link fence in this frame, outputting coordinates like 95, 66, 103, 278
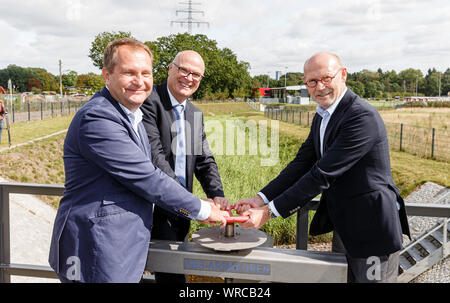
265, 107, 449, 162
1, 95, 89, 124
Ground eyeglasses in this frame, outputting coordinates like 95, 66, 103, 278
172, 63, 204, 81
304, 68, 343, 88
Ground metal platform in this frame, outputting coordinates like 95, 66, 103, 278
146, 240, 347, 283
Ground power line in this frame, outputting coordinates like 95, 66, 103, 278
170, 0, 209, 34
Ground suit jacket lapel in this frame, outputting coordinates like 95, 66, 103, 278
312, 114, 322, 159
156, 83, 176, 140
322, 89, 354, 154
137, 122, 151, 159
100, 87, 149, 155
184, 101, 195, 159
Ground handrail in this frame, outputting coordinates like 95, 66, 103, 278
1, 182, 449, 282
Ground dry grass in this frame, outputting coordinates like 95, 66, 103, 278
380, 108, 450, 130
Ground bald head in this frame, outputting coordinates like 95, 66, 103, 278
303, 52, 343, 74
167, 50, 205, 103
302, 52, 347, 109
173, 50, 205, 73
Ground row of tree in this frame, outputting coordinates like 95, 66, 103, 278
0, 65, 105, 95
252, 68, 450, 99
1, 32, 449, 100
88, 31, 252, 99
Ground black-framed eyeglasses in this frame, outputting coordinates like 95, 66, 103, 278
172, 63, 204, 81
305, 68, 343, 88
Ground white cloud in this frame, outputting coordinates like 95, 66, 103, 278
1, 0, 449, 78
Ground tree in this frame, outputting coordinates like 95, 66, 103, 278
398, 68, 423, 94
76, 73, 105, 93
442, 68, 450, 96
27, 78, 42, 92
39, 71, 58, 91
0, 65, 34, 92
146, 33, 252, 99
62, 70, 78, 88
88, 31, 134, 70
347, 80, 365, 97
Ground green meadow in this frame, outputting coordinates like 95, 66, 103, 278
0, 102, 448, 245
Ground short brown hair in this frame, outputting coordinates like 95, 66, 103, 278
103, 38, 153, 73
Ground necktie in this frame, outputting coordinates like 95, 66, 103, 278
173, 104, 186, 187
319, 111, 330, 156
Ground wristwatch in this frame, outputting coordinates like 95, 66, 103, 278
266, 205, 278, 219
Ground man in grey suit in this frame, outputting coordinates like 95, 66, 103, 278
141, 50, 230, 283
48, 39, 229, 283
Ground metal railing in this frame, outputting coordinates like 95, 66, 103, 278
1, 182, 450, 282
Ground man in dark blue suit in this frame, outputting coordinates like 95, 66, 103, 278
235, 52, 410, 283
48, 38, 229, 283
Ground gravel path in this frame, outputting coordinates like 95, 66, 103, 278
0, 176, 59, 283
403, 182, 449, 283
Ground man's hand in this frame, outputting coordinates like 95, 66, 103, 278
213, 196, 231, 211
198, 200, 230, 227
234, 194, 265, 214
239, 205, 271, 229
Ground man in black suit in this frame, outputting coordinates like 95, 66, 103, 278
235, 52, 410, 283
141, 50, 230, 283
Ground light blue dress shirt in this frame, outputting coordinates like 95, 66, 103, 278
167, 88, 211, 220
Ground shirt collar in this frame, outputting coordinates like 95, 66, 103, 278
105, 85, 143, 124
316, 87, 347, 118
167, 86, 187, 109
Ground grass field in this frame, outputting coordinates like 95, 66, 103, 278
0, 102, 448, 246
0, 115, 74, 147
379, 108, 450, 130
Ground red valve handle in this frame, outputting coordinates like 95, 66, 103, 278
226, 206, 249, 223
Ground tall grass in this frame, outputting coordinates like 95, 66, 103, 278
189, 114, 330, 244
0, 103, 448, 245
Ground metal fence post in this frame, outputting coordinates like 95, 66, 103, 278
27, 103, 30, 122
296, 209, 309, 250
443, 219, 448, 257
431, 128, 435, 158
0, 185, 11, 283
12, 104, 15, 123
299, 111, 302, 125
400, 123, 403, 151
40, 101, 43, 120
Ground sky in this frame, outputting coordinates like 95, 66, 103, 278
1, 0, 450, 78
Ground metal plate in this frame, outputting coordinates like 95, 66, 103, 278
192, 226, 271, 252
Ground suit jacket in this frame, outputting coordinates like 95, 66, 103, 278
141, 82, 224, 201
261, 89, 410, 258
48, 87, 201, 282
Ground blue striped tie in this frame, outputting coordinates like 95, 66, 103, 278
173, 104, 186, 186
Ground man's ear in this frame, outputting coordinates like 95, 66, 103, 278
341, 68, 348, 82
102, 68, 110, 85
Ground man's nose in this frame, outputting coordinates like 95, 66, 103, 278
184, 72, 194, 81
315, 80, 327, 90
132, 74, 144, 85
